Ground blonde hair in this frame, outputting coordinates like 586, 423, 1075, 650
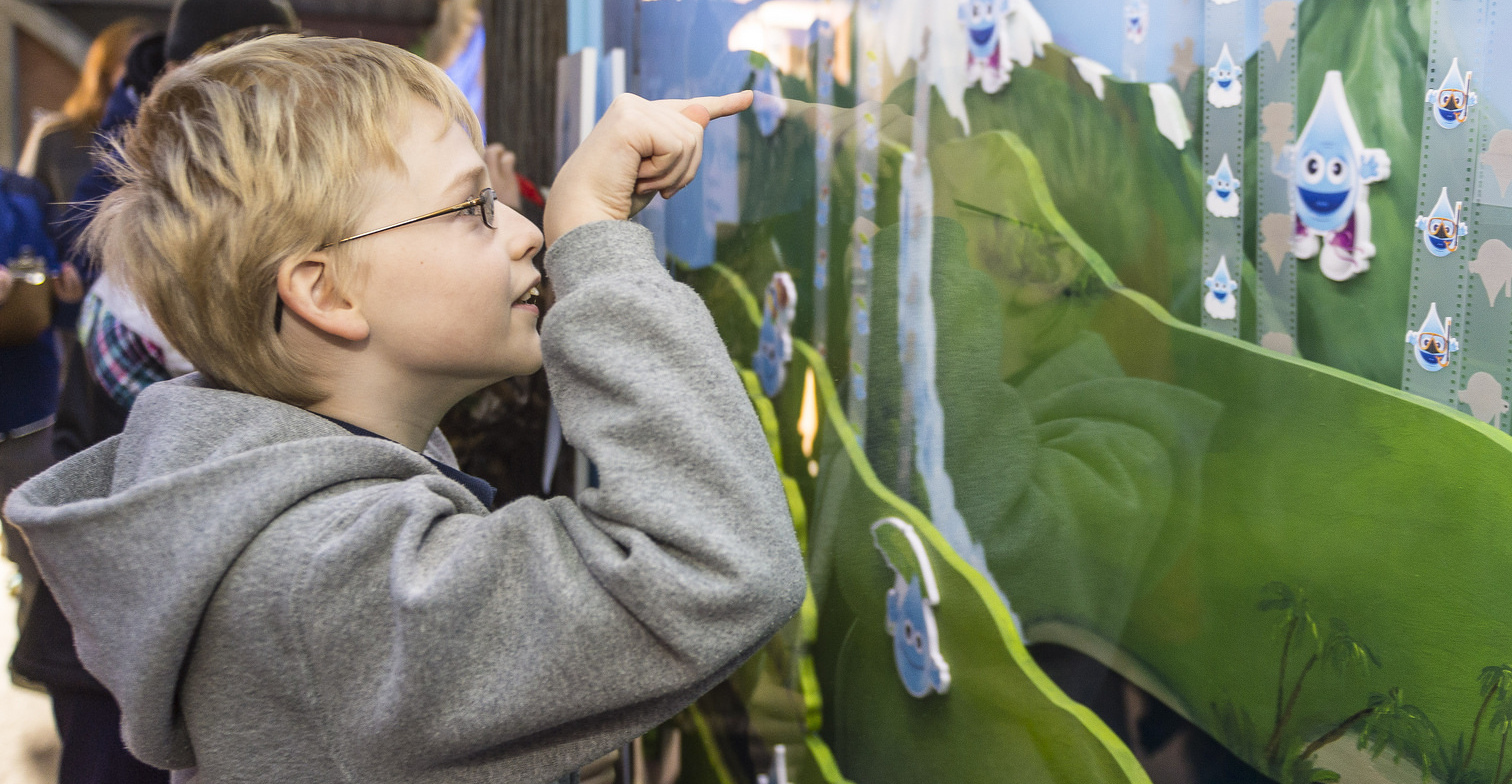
62, 16, 153, 132
86, 35, 482, 405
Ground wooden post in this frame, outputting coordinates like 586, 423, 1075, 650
483, 0, 567, 187
1, 18, 15, 167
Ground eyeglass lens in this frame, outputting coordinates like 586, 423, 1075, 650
481, 188, 496, 229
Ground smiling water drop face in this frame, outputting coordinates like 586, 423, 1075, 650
1204, 256, 1239, 320
1426, 57, 1477, 130
1279, 70, 1391, 281
1207, 154, 1241, 218
1416, 187, 1467, 257
1207, 43, 1244, 108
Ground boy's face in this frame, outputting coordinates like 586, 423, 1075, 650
352, 98, 544, 388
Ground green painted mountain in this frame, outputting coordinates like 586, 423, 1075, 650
890, 0, 1429, 389
701, 92, 1512, 781
661, 3, 1512, 782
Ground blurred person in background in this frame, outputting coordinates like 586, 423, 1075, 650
0, 163, 83, 778
8, 31, 164, 673
425, 0, 541, 220
0, 166, 80, 628
11, 4, 299, 782
18, 16, 152, 206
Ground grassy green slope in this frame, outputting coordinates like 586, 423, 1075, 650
928, 126, 1512, 783
678, 264, 1150, 784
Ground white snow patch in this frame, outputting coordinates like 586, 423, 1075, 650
879, 0, 1054, 137
1149, 82, 1192, 149
1071, 56, 1113, 100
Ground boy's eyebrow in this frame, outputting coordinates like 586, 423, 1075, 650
450, 166, 486, 199
447, 166, 488, 200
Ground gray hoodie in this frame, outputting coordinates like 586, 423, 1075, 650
5, 221, 806, 783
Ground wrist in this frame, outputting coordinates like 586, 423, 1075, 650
543, 178, 623, 247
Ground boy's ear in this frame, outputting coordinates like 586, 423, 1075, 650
277, 254, 369, 342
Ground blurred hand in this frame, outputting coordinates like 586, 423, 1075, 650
484, 143, 524, 212
54, 263, 84, 304
544, 91, 753, 246
0, 266, 12, 305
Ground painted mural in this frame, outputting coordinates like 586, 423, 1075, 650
592, 0, 1512, 782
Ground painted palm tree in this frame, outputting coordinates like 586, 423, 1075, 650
1467, 665, 1512, 773
1490, 698, 1512, 784
1266, 618, 1379, 763
1261, 583, 1320, 757
1356, 688, 1442, 783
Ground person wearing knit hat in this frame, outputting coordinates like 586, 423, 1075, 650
164, 0, 298, 63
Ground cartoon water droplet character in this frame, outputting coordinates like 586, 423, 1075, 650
815, 249, 829, 290
859, 172, 876, 211
960, 0, 1011, 93
817, 184, 831, 227
856, 231, 873, 271
1207, 43, 1244, 108
753, 272, 797, 397
1426, 57, 1477, 131
1277, 70, 1391, 282
1203, 256, 1239, 320
852, 362, 867, 401
1206, 154, 1242, 218
854, 297, 870, 336
1124, 0, 1148, 44
1470, 239, 1512, 307
752, 62, 786, 138
871, 517, 951, 698
1459, 372, 1509, 428
1416, 188, 1467, 257
1405, 302, 1460, 372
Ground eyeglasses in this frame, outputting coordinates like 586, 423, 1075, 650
275, 188, 497, 331
320, 188, 496, 249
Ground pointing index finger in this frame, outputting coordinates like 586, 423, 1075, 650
674, 91, 754, 128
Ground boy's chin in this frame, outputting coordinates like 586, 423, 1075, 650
496, 351, 544, 380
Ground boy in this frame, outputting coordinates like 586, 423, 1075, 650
4, 35, 805, 784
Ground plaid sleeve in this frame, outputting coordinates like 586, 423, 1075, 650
80, 292, 171, 411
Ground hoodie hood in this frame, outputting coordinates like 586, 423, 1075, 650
3, 374, 469, 769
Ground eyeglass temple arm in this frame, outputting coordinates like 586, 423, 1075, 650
319, 197, 482, 249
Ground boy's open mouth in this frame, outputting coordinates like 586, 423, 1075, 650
514, 286, 541, 308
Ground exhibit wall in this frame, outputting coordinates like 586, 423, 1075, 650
580, 1, 1512, 782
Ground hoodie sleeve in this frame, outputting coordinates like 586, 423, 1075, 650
290, 221, 806, 780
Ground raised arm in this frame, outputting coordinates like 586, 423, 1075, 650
291, 92, 802, 782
